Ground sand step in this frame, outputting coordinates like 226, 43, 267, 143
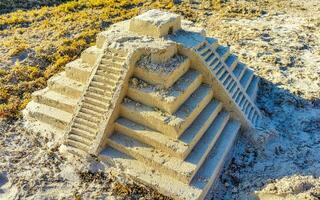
65, 59, 92, 83
77, 111, 101, 123
226, 79, 236, 91
106, 111, 230, 185
73, 122, 97, 134
115, 100, 222, 159
206, 37, 219, 49
67, 146, 87, 157
99, 65, 123, 73
68, 133, 92, 145
103, 55, 126, 62
221, 75, 233, 88
87, 86, 105, 95
100, 59, 123, 67
196, 44, 210, 55
121, 84, 213, 139
83, 96, 109, 108
100, 119, 240, 200
48, 72, 84, 98
203, 51, 215, 62
66, 139, 90, 152
81, 46, 103, 66
93, 73, 119, 83
127, 69, 202, 114
93, 73, 119, 82
134, 55, 190, 89
208, 56, 220, 70
207, 57, 222, 71
89, 80, 114, 90
246, 76, 260, 100
25, 101, 72, 130
71, 127, 96, 139
189, 119, 240, 199
240, 68, 254, 90
216, 45, 230, 61
32, 88, 77, 113
232, 62, 246, 78
74, 117, 98, 129
212, 62, 223, 73
204, 52, 216, 64
219, 71, 229, 83
216, 67, 227, 79
82, 103, 106, 113
200, 48, 211, 59
225, 54, 238, 71
97, 67, 121, 76
80, 107, 104, 116
85, 90, 112, 102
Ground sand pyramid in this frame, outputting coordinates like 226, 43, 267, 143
23, 10, 261, 199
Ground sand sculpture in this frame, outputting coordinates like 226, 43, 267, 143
23, 9, 261, 199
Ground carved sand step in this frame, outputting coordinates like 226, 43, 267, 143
66, 146, 87, 157
246, 76, 260, 101
89, 80, 115, 90
65, 59, 93, 83
82, 103, 105, 114
85, 90, 112, 102
74, 117, 98, 129
240, 68, 254, 90
77, 111, 101, 123
107, 111, 229, 184
103, 55, 126, 63
71, 127, 95, 140
115, 100, 222, 159
120, 84, 213, 139
100, 119, 240, 200
206, 37, 219, 49
83, 96, 110, 108
32, 88, 77, 113
73, 121, 97, 133
68, 133, 92, 145
48, 72, 84, 98
93, 74, 119, 84
25, 101, 72, 130
66, 139, 90, 152
127, 69, 203, 114
134, 55, 190, 89
232, 62, 246, 79
225, 54, 238, 71
216, 45, 230, 62
99, 65, 123, 73
100, 60, 124, 71
81, 46, 103, 66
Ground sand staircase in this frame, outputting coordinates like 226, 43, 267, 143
99, 51, 241, 199
23, 45, 105, 135
169, 31, 261, 128
195, 40, 261, 126
64, 49, 127, 156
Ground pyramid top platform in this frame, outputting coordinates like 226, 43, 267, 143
129, 9, 181, 37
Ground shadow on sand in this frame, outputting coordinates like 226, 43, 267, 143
216, 76, 320, 199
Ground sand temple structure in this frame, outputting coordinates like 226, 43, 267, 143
23, 10, 261, 199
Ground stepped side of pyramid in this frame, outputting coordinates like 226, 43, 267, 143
23, 45, 103, 138
23, 9, 262, 200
